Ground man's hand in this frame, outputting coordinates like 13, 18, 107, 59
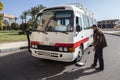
93, 48, 96, 51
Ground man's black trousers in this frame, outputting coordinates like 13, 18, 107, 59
94, 48, 104, 69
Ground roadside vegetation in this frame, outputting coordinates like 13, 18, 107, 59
0, 30, 27, 43
0, 4, 45, 43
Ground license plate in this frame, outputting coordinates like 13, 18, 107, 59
36, 51, 51, 56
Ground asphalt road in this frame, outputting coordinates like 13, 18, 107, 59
0, 34, 120, 80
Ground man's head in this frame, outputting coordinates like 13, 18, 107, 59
92, 24, 98, 31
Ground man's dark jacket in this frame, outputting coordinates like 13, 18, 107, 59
93, 29, 107, 50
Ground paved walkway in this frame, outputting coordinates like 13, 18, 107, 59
103, 31, 120, 36
0, 41, 28, 53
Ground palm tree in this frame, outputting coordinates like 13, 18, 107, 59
23, 11, 29, 23
20, 10, 29, 24
20, 4, 45, 24
28, 6, 38, 20
38, 5, 46, 10
15, 17, 18, 23
20, 14, 24, 24
19, 4, 46, 30
29, 5, 46, 21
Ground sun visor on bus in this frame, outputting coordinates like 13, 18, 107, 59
43, 7, 65, 12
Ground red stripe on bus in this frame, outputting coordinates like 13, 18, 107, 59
55, 37, 89, 48
55, 43, 74, 47
30, 41, 40, 45
30, 37, 89, 48
74, 37, 89, 48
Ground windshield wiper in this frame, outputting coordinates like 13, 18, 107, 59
33, 30, 48, 34
56, 31, 68, 34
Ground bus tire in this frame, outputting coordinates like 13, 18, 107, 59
75, 45, 84, 62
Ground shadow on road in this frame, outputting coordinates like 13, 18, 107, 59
0, 46, 96, 80
44, 66, 101, 80
0, 50, 73, 80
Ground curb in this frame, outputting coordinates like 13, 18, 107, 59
0, 46, 28, 53
105, 33, 120, 36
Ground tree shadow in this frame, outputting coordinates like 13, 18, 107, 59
44, 67, 101, 80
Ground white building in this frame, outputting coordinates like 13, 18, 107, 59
0, 13, 15, 26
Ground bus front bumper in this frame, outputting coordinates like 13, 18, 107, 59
31, 49, 77, 62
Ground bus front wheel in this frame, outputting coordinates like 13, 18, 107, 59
75, 46, 84, 62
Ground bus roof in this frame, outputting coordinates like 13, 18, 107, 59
40, 4, 94, 18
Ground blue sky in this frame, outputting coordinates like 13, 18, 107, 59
0, 0, 120, 23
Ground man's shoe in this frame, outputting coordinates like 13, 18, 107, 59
90, 64, 96, 68
95, 67, 104, 71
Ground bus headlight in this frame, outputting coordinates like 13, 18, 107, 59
59, 47, 63, 52
64, 47, 68, 52
34, 45, 37, 48
32, 45, 35, 48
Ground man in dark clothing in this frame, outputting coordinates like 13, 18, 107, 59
91, 25, 107, 71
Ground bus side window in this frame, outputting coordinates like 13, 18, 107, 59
79, 17, 82, 29
76, 17, 82, 32
76, 17, 79, 25
83, 15, 90, 29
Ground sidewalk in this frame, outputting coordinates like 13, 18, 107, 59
0, 41, 28, 53
103, 31, 120, 36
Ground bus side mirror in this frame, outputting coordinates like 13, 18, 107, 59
26, 29, 32, 35
76, 25, 82, 32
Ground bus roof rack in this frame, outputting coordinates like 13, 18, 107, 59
68, 3, 93, 15
68, 3, 83, 9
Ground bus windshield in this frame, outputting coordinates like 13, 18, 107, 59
33, 10, 74, 32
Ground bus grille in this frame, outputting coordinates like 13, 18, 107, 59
34, 45, 59, 52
